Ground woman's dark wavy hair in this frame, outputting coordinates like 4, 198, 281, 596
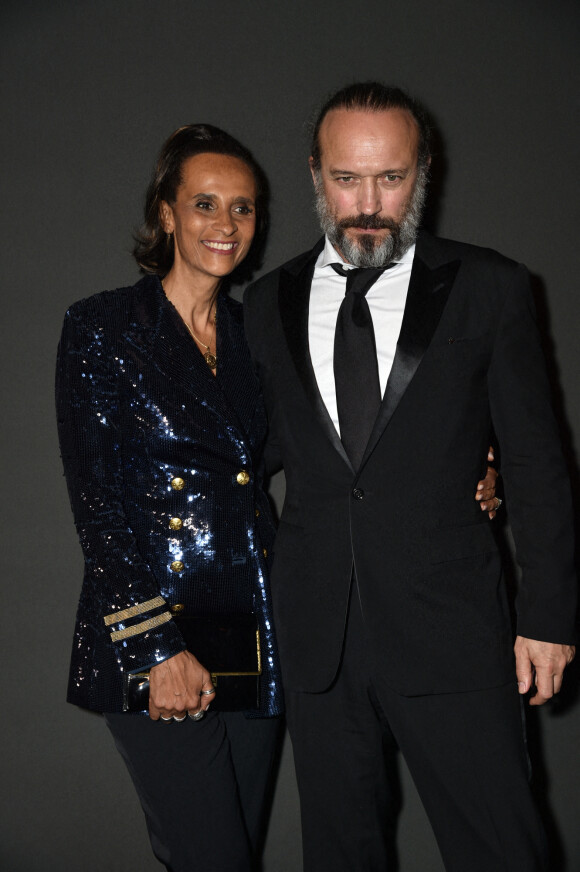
310, 82, 432, 172
133, 124, 269, 280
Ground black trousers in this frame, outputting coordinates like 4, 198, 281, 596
105, 710, 282, 872
285, 593, 548, 872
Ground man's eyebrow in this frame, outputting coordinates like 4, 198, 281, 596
328, 167, 411, 177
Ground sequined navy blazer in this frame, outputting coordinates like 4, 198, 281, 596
56, 274, 282, 715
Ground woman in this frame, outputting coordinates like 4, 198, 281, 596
56, 124, 498, 872
56, 125, 282, 872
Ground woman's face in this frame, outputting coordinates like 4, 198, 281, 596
161, 152, 257, 284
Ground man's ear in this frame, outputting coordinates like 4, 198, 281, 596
308, 156, 317, 187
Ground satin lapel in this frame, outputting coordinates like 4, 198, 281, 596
278, 247, 352, 469
360, 254, 460, 468
127, 278, 242, 432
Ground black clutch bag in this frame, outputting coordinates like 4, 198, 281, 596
122, 613, 261, 713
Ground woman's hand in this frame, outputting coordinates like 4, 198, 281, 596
149, 650, 216, 721
475, 446, 501, 519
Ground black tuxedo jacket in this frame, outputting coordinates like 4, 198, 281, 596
244, 232, 577, 696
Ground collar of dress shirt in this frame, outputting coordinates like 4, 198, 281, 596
317, 234, 416, 272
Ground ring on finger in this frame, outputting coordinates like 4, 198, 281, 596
173, 714, 187, 723
200, 687, 216, 695
160, 716, 173, 723
495, 497, 503, 510
189, 710, 205, 721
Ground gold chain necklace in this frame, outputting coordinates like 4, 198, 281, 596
185, 307, 217, 369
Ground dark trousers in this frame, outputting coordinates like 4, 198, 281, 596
285, 593, 548, 872
105, 710, 282, 872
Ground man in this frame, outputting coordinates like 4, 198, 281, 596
244, 83, 576, 871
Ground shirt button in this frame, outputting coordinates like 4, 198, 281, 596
352, 488, 365, 500
170, 560, 185, 573
171, 477, 185, 491
236, 470, 250, 485
169, 517, 183, 531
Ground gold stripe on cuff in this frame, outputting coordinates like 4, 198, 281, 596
104, 596, 166, 627
110, 611, 172, 642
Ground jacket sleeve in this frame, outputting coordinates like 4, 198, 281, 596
488, 264, 577, 644
56, 304, 186, 673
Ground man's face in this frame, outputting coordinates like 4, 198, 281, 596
311, 107, 427, 266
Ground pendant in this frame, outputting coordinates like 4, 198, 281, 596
204, 352, 217, 369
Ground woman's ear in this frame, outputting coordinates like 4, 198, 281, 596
159, 201, 174, 233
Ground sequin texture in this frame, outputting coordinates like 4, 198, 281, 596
56, 275, 282, 715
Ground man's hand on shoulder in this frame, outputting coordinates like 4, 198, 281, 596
514, 635, 576, 706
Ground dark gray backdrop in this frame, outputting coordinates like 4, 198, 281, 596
1, 1, 579, 870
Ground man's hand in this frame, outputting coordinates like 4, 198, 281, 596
475, 447, 500, 519
514, 635, 575, 706
149, 649, 215, 720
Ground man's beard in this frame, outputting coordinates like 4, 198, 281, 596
314, 166, 428, 267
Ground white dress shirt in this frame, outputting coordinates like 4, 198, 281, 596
308, 236, 415, 436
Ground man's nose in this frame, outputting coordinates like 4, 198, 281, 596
358, 179, 381, 215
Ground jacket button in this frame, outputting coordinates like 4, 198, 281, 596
255, 508, 260, 518
170, 560, 185, 572
263, 548, 268, 558
236, 470, 250, 485
352, 488, 365, 500
170, 603, 185, 614
169, 517, 183, 531
171, 477, 185, 490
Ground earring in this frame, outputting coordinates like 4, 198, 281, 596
166, 232, 173, 245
